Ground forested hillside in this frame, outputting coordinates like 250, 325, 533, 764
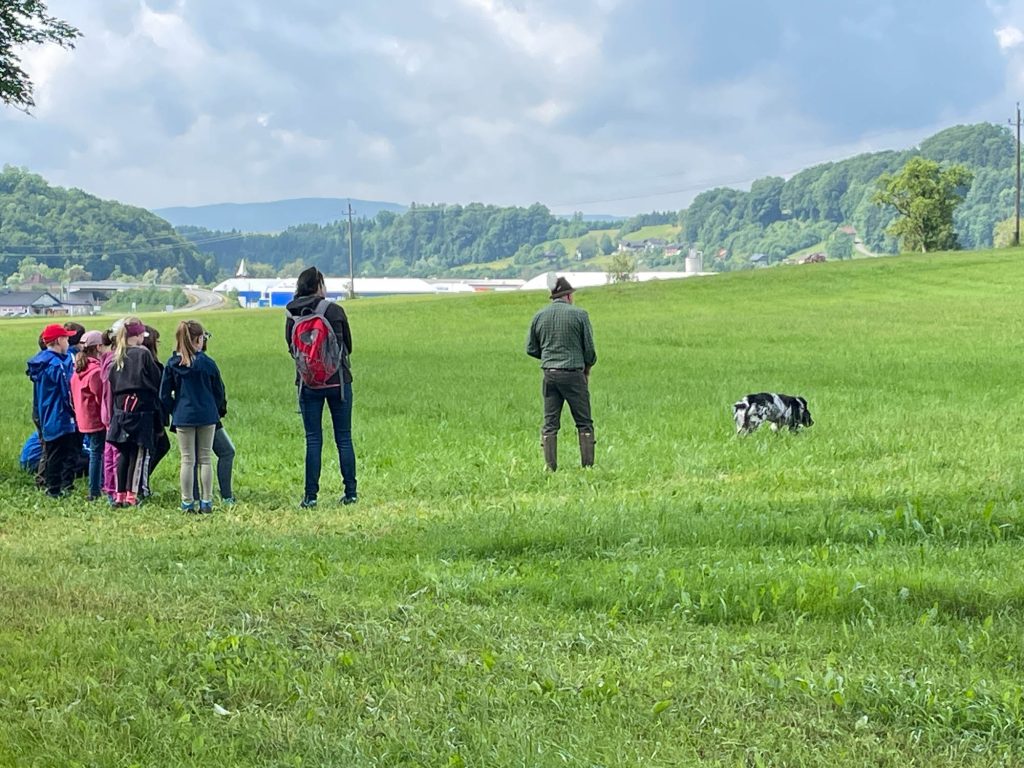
0, 124, 1015, 285
685, 123, 1013, 269
0, 167, 216, 285
179, 123, 1016, 277
177, 205, 632, 278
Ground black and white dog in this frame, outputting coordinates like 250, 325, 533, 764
733, 393, 813, 435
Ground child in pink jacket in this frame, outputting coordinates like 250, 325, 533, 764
71, 330, 107, 501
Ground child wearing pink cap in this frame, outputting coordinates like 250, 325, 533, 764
71, 330, 109, 501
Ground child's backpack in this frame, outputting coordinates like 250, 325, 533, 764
288, 299, 345, 389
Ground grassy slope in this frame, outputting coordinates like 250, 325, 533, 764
2, 249, 1024, 765
623, 223, 682, 241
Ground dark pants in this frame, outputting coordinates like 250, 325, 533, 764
43, 432, 79, 495
34, 433, 48, 489
299, 383, 356, 501
149, 426, 172, 473
86, 430, 105, 498
192, 427, 236, 499
116, 445, 150, 496
143, 425, 171, 498
542, 370, 593, 434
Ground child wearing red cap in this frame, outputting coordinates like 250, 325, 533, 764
25, 323, 78, 497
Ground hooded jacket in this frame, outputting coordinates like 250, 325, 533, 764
159, 350, 227, 428
26, 348, 77, 441
284, 295, 353, 386
99, 350, 115, 427
71, 356, 105, 433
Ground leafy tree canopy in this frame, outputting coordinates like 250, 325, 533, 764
0, 166, 216, 283
872, 158, 973, 253
1, 1, 80, 112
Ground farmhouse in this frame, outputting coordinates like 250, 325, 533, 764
0, 291, 67, 317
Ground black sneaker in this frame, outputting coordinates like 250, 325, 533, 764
300, 497, 317, 509
341, 495, 358, 506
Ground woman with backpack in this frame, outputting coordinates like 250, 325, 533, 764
285, 266, 357, 509
159, 320, 227, 514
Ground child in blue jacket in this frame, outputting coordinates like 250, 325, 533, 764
26, 324, 78, 497
160, 320, 227, 514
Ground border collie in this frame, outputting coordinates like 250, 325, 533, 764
733, 393, 813, 435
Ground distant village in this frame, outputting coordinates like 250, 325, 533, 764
0, 248, 719, 317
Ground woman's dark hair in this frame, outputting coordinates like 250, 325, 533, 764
142, 325, 160, 358
295, 266, 324, 298
63, 321, 86, 346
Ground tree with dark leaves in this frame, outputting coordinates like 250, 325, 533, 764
1, 1, 80, 112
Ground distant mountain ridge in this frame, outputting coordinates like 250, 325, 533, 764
154, 197, 628, 233
153, 197, 408, 233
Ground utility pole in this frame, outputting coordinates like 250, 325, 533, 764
1016, 103, 1021, 247
346, 201, 356, 299
1012, 104, 1021, 247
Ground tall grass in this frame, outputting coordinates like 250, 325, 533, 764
2, 249, 1023, 765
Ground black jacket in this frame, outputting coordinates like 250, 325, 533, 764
108, 346, 162, 398
285, 295, 353, 385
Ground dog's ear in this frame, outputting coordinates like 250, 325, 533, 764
733, 402, 745, 412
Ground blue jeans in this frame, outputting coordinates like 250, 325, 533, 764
299, 383, 356, 500
87, 430, 105, 498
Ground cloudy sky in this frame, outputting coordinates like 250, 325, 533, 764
5, 0, 1024, 215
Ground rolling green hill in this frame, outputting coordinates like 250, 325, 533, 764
2, 249, 1023, 763
0, 166, 217, 284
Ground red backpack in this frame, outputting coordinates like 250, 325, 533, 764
288, 299, 346, 389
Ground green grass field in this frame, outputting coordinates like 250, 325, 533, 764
3, 249, 1024, 765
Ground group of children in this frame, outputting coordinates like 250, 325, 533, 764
25, 317, 236, 514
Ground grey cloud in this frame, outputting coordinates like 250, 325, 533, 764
5, 0, 1018, 215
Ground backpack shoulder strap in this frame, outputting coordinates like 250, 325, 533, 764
314, 298, 332, 317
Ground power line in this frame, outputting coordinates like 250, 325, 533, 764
0, 226, 242, 252
0, 231, 248, 259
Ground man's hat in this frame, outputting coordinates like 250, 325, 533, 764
41, 324, 72, 344
550, 276, 575, 299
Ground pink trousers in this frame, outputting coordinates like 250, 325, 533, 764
102, 441, 120, 497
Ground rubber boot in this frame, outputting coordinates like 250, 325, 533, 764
541, 433, 558, 472
578, 429, 595, 468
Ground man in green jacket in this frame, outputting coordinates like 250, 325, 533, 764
526, 276, 597, 471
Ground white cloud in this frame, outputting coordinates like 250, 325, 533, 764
458, 0, 598, 68
996, 25, 1024, 48
527, 99, 571, 125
